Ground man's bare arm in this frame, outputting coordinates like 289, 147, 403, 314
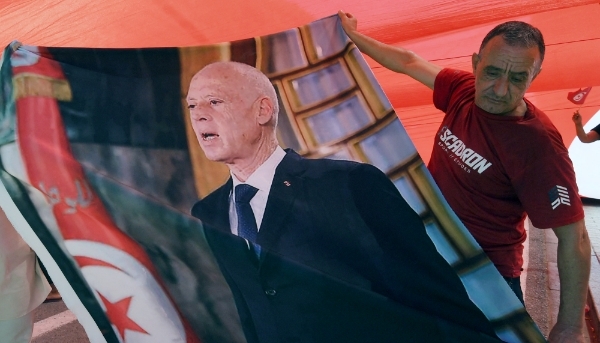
586, 131, 600, 143
572, 111, 600, 143
338, 10, 442, 90
548, 219, 590, 343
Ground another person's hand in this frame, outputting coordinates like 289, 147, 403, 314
572, 110, 583, 124
548, 323, 585, 343
338, 10, 357, 34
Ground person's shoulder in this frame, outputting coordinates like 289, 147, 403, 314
282, 150, 387, 182
298, 156, 357, 176
521, 101, 567, 148
303, 156, 360, 169
435, 68, 474, 88
434, 68, 475, 113
190, 181, 230, 217
440, 68, 473, 80
492, 102, 570, 170
299, 157, 388, 182
525, 101, 552, 124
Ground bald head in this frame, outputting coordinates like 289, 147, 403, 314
189, 62, 279, 128
186, 62, 281, 179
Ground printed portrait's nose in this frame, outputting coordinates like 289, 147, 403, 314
191, 108, 211, 121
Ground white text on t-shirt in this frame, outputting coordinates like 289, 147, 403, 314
438, 127, 492, 174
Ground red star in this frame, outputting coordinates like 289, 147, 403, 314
98, 293, 149, 340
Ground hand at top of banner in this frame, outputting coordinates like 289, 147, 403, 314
338, 10, 357, 34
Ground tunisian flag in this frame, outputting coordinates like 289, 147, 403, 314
10, 45, 200, 343
567, 87, 593, 105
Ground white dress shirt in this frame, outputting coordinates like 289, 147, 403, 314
229, 146, 286, 236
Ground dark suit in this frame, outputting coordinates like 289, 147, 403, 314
192, 150, 501, 343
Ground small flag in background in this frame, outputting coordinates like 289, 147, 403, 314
567, 87, 592, 105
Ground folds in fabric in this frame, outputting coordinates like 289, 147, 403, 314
0, 15, 544, 343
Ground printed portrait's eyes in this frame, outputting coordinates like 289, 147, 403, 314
186, 100, 221, 109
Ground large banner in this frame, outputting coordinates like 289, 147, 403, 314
0, 15, 545, 343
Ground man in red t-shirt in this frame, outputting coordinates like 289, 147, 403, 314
339, 10, 590, 343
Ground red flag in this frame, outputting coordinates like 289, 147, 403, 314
567, 87, 592, 105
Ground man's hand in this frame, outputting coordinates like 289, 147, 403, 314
338, 10, 357, 35
572, 110, 583, 124
572, 110, 600, 143
549, 220, 590, 343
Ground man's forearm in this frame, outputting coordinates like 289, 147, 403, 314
344, 29, 416, 74
338, 11, 441, 89
553, 220, 591, 330
575, 123, 591, 143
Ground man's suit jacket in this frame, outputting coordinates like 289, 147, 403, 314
192, 150, 501, 343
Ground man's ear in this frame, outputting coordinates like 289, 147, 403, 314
471, 53, 479, 73
256, 97, 274, 125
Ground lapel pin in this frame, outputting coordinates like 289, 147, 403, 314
283, 181, 291, 186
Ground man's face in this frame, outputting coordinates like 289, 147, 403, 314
472, 36, 541, 115
186, 68, 262, 165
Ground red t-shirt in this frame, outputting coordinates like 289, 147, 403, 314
429, 68, 584, 277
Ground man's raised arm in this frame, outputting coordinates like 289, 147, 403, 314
338, 10, 442, 90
